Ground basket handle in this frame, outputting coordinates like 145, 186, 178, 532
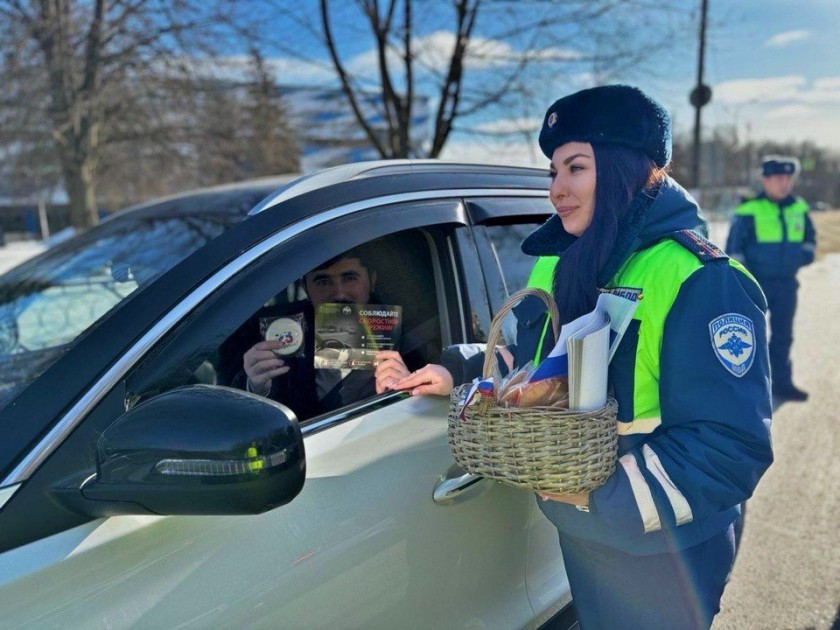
482, 287, 560, 379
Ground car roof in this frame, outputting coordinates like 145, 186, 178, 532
107, 174, 302, 221
100, 161, 547, 225
250, 160, 547, 215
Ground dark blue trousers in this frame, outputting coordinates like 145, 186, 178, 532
558, 526, 736, 630
758, 276, 798, 388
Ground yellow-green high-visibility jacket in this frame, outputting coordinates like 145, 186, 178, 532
521, 230, 772, 555
443, 178, 774, 555
725, 193, 816, 279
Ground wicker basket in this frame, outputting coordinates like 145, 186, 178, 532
447, 287, 618, 494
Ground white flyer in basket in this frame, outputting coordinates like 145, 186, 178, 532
529, 293, 637, 410
596, 292, 639, 361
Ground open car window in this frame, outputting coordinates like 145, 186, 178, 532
216, 229, 444, 423
140, 227, 447, 424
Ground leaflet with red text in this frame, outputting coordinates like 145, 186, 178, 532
314, 303, 402, 370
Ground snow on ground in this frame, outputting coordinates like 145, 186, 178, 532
0, 241, 46, 275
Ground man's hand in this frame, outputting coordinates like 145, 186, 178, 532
374, 350, 412, 394
392, 364, 454, 397
244, 340, 291, 395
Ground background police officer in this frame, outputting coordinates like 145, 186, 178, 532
726, 156, 817, 401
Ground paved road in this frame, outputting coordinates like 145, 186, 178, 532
713, 254, 840, 630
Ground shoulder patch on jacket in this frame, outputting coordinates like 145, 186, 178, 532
670, 229, 729, 263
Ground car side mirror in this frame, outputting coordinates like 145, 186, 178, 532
75, 385, 305, 516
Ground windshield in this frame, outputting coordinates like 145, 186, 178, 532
0, 189, 264, 410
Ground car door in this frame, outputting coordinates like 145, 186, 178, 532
0, 196, 542, 628
463, 196, 572, 624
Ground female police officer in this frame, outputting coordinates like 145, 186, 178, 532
386, 85, 773, 629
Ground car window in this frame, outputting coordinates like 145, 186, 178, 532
454, 228, 492, 343
217, 229, 443, 422
137, 227, 446, 424
483, 223, 543, 295
0, 191, 270, 412
482, 221, 546, 345
0, 215, 230, 410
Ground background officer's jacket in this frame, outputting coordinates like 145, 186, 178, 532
726, 193, 816, 279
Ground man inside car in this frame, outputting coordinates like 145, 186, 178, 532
239, 247, 413, 419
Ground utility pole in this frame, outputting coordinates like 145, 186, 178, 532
690, 0, 711, 190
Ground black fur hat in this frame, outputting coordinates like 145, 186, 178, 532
538, 85, 672, 167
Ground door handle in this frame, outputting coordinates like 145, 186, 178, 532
433, 471, 487, 504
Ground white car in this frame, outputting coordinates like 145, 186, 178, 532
0, 161, 577, 628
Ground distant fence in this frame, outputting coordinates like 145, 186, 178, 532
0, 204, 111, 240
0, 203, 71, 238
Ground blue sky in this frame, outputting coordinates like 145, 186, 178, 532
232, 0, 840, 165
654, 0, 840, 149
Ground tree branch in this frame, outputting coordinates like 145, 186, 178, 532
320, 0, 387, 156
401, 0, 413, 156
430, 0, 479, 157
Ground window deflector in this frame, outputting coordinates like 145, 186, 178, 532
464, 197, 552, 225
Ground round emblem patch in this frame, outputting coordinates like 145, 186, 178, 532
547, 112, 558, 128
266, 318, 304, 356
709, 313, 755, 377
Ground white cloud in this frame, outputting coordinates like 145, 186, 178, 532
180, 33, 581, 92
703, 76, 840, 149
466, 36, 580, 67
345, 46, 397, 79
162, 55, 336, 85
765, 30, 812, 47
764, 105, 814, 120
713, 76, 807, 104
815, 76, 840, 91
713, 76, 840, 106
439, 137, 543, 167
346, 30, 580, 79
748, 113, 840, 150
266, 58, 337, 84
805, 76, 840, 103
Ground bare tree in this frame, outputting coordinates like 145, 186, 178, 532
672, 129, 840, 209
243, 48, 300, 177
91, 51, 300, 209
309, 0, 685, 159
0, 0, 267, 227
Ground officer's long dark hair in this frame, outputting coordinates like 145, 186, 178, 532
553, 144, 665, 324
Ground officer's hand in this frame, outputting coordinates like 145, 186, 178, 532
244, 341, 291, 395
392, 364, 454, 397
